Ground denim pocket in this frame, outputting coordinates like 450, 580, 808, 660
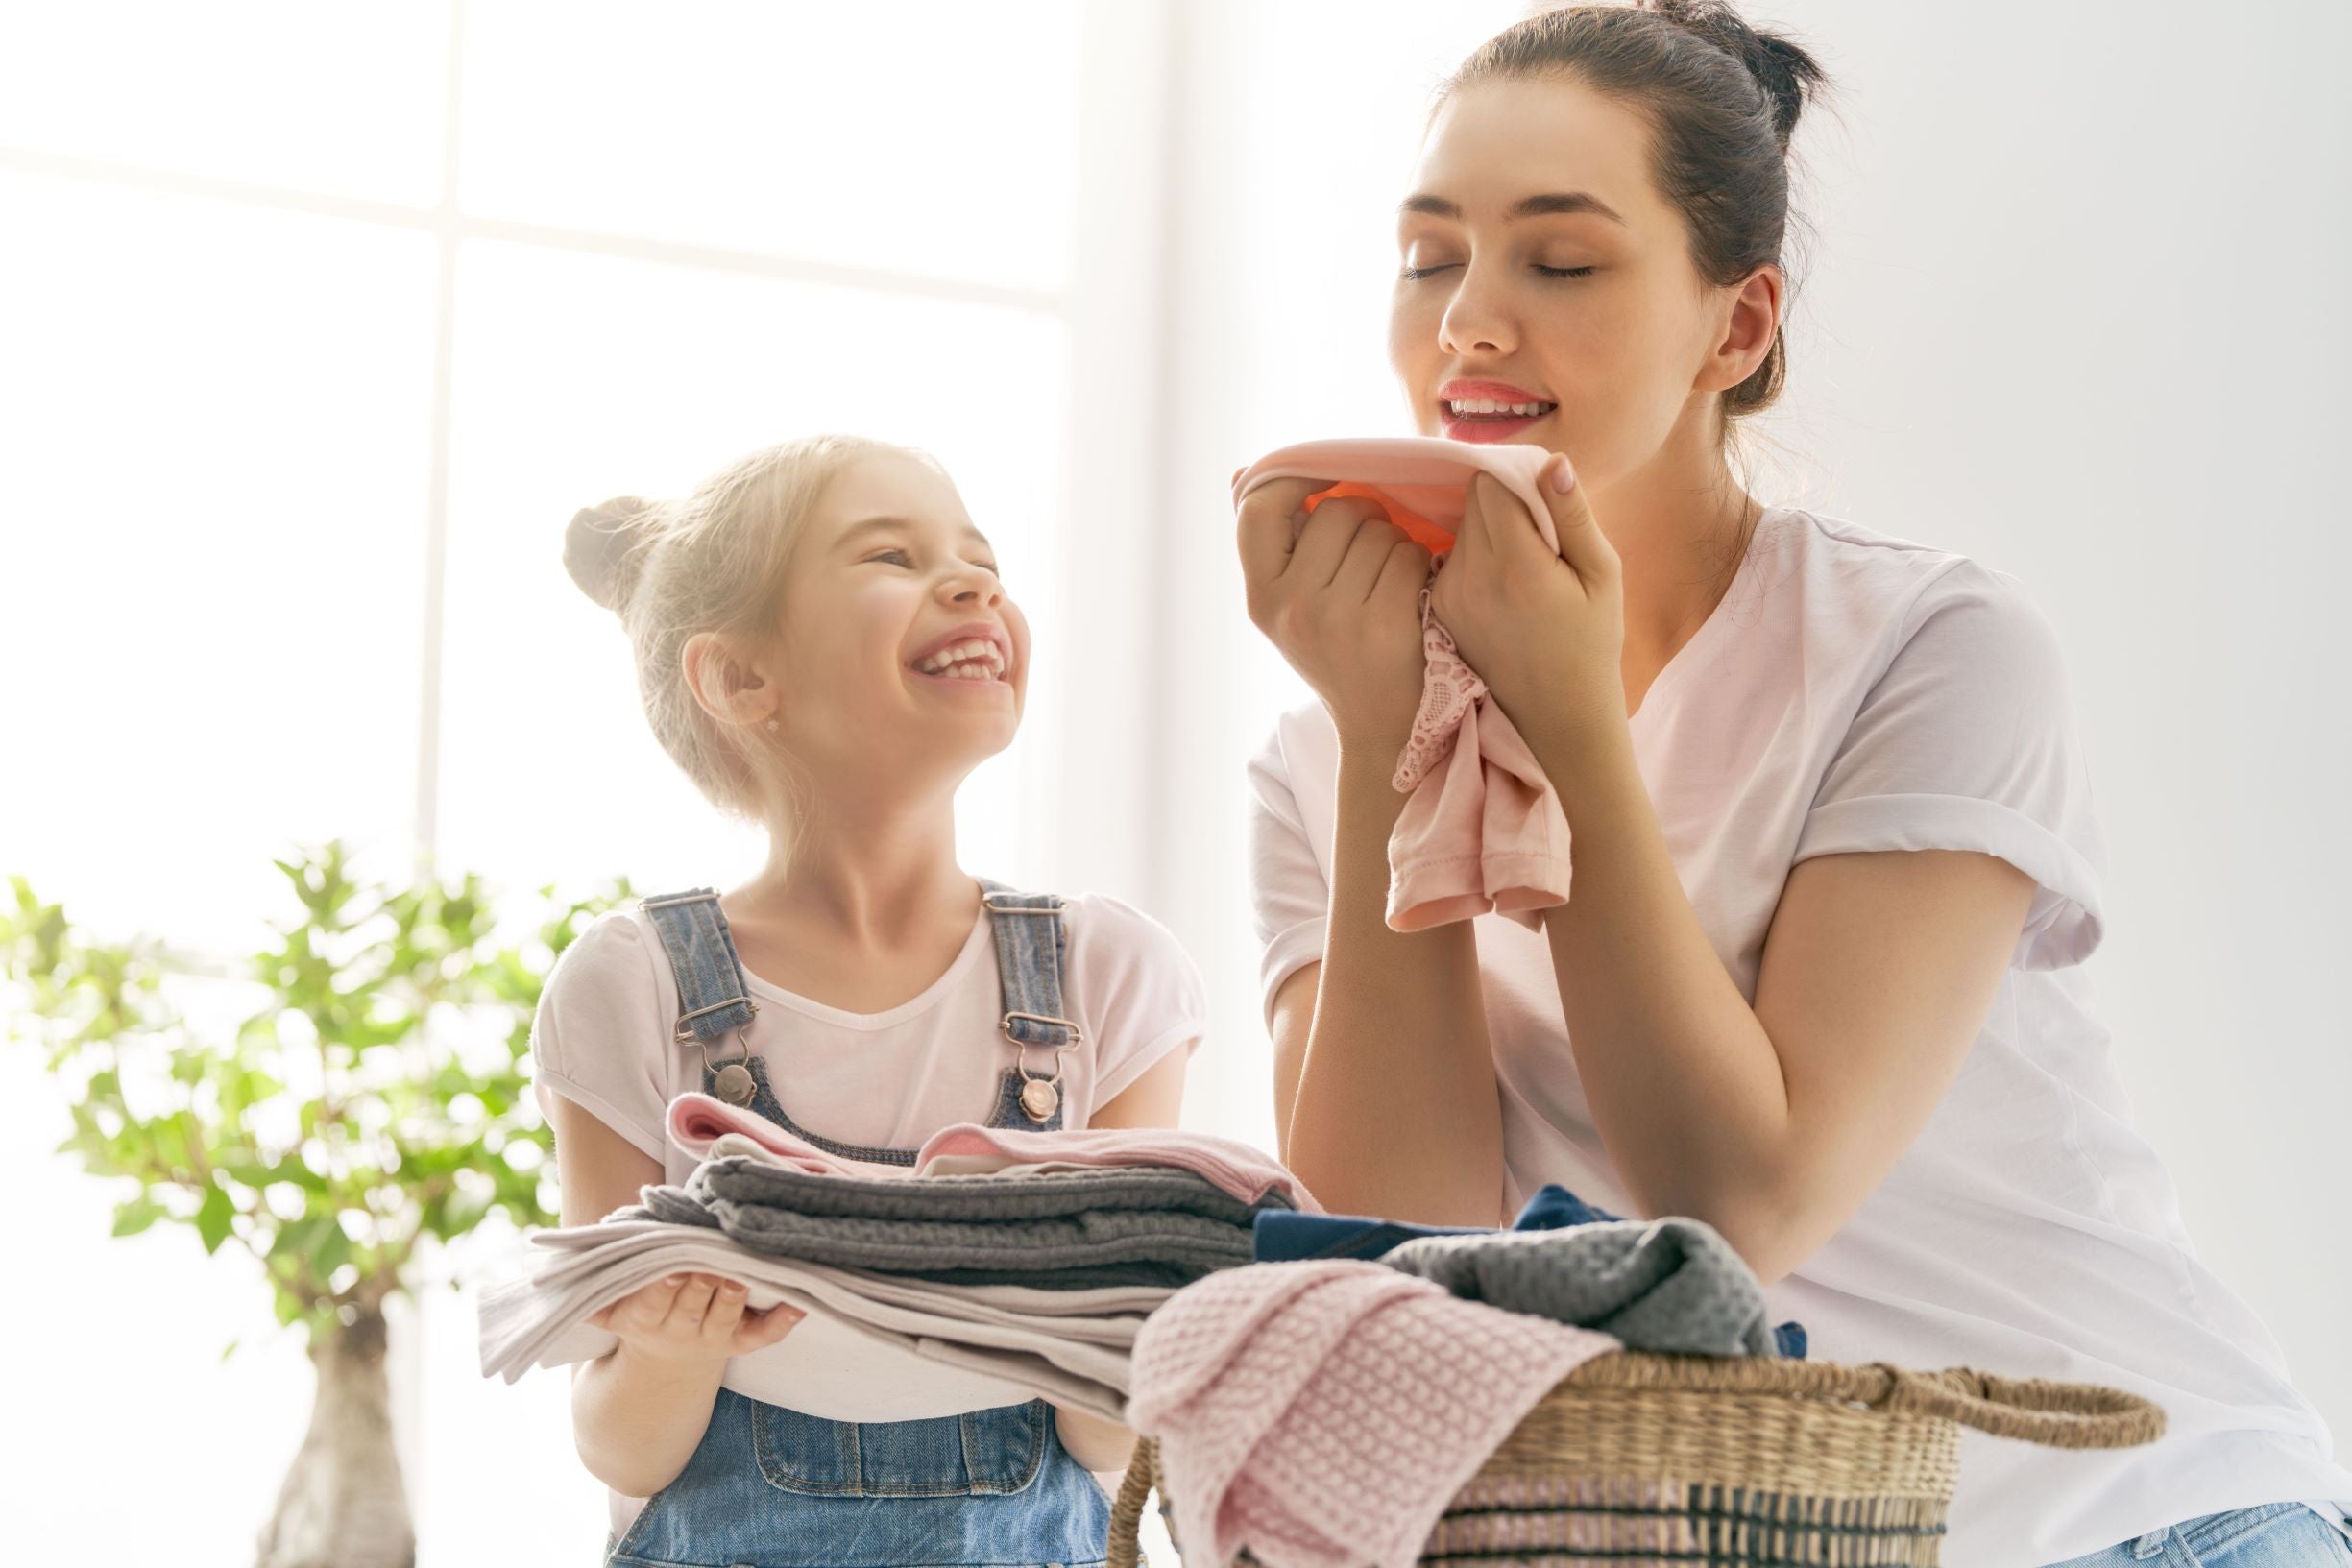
753, 1399, 1048, 1498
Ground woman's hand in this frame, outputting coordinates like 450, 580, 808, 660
1430, 456, 1624, 743
587, 1271, 805, 1367
1237, 475, 1433, 751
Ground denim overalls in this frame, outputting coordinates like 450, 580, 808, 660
602, 883, 1112, 1568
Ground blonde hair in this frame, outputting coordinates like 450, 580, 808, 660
563, 433, 920, 818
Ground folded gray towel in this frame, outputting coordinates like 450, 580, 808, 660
1381, 1218, 1776, 1358
624, 1157, 1277, 1290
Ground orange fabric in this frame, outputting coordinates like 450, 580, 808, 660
1301, 482, 1456, 557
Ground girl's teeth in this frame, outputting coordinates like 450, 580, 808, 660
915, 640, 1006, 679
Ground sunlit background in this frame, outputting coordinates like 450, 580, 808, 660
3, 2, 2346, 1562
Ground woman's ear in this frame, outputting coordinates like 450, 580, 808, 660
1699, 263, 1783, 395
681, 630, 782, 732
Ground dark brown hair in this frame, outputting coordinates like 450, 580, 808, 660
1443, 1, 1830, 422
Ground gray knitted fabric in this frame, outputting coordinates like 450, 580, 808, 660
1381, 1218, 1776, 1357
618, 1156, 1280, 1290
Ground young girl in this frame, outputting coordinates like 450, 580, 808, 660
533, 434, 1201, 1568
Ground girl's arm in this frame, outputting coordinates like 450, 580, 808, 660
1238, 476, 1508, 1228
550, 1096, 803, 1497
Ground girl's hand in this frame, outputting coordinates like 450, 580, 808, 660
1429, 456, 1624, 743
587, 1271, 806, 1367
1237, 475, 1434, 752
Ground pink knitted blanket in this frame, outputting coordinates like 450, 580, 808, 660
1128, 1259, 1618, 1567
664, 1092, 1322, 1212
1233, 438, 1574, 931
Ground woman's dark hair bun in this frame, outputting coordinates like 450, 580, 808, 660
1637, 0, 1826, 148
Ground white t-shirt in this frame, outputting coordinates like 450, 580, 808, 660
1247, 506, 2351, 1565
531, 887, 1204, 1424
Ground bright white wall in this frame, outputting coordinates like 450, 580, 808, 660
1752, 0, 2352, 1441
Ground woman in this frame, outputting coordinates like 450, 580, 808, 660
1237, 4, 2351, 1563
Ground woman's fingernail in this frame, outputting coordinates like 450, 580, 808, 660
1548, 457, 1577, 495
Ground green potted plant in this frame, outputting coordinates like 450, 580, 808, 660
1, 843, 623, 1568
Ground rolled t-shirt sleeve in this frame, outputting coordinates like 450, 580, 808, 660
530, 911, 672, 1163
1248, 719, 1334, 1025
1071, 895, 1208, 1111
1795, 562, 2107, 970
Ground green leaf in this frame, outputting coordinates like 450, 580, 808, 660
195, 1183, 234, 1255
313, 1220, 352, 1278
271, 1215, 326, 1259
110, 1196, 166, 1237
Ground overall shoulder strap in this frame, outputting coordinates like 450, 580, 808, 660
976, 880, 1077, 1051
638, 889, 758, 1102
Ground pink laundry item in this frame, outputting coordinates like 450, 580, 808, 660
1126, 1259, 1618, 1568
665, 1091, 1323, 1212
667, 1093, 891, 1178
1233, 438, 1575, 932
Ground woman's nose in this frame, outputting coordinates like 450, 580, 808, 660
1438, 263, 1516, 356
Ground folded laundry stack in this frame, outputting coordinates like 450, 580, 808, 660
626, 1157, 1273, 1290
477, 1091, 1320, 1422
478, 1221, 1160, 1419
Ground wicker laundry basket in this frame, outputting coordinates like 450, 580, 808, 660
1107, 1350, 2164, 1567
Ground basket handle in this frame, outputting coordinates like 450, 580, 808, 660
1557, 1354, 2164, 1450
1107, 1435, 1158, 1568
1867, 1363, 2166, 1449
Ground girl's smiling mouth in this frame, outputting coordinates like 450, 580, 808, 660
907, 623, 1012, 686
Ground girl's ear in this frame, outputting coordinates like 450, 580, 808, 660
681, 630, 781, 731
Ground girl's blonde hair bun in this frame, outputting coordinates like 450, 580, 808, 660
564, 495, 663, 613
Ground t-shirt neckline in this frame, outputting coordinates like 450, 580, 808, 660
731, 900, 997, 1031
1628, 504, 1782, 727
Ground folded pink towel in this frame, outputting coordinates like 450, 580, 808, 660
665, 1092, 1323, 1212
1127, 1259, 1619, 1568
1234, 438, 1574, 931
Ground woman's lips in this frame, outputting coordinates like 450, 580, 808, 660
1437, 379, 1558, 444
1439, 404, 1553, 444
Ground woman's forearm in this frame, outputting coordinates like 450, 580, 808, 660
1284, 731, 1506, 1226
1523, 715, 1796, 1243
571, 1345, 729, 1499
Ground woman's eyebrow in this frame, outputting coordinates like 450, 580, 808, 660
1399, 190, 1626, 225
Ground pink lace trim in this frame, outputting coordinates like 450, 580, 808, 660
1394, 559, 1482, 793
